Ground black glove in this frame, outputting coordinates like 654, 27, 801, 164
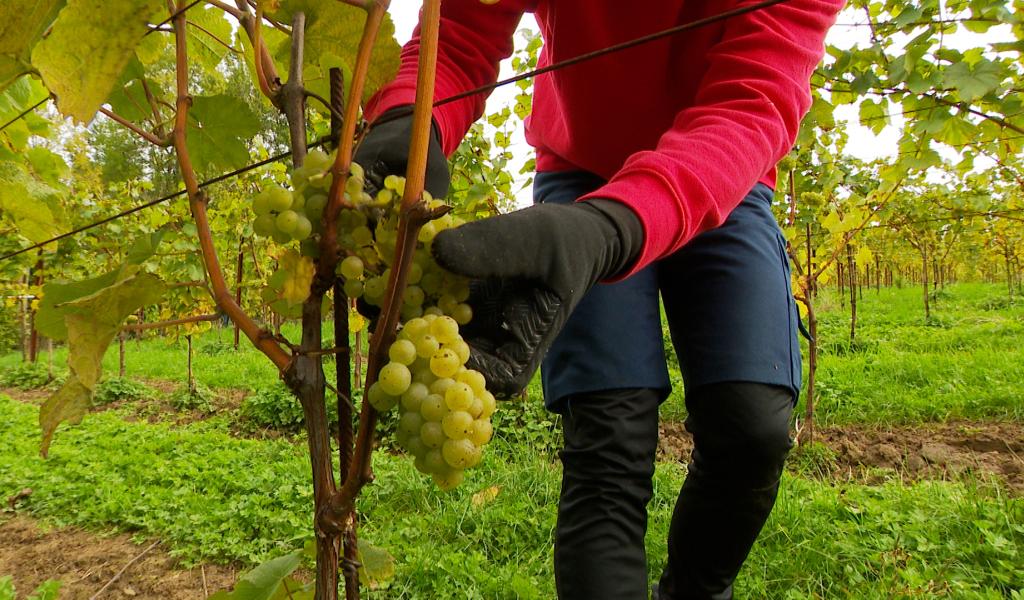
432, 199, 644, 398
353, 106, 450, 199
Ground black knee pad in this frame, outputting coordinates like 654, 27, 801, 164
684, 382, 794, 489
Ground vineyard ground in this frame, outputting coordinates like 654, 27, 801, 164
1, 283, 1022, 597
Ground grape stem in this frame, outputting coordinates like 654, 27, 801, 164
323, 0, 444, 524
316, 0, 391, 293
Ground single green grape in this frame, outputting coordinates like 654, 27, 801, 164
432, 469, 464, 491
267, 186, 293, 212
430, 316, 460, 345
389, 339, 418, 366
404, 434, 428, 459
418, 222, 438, 243
306, 149, 332, 171
400, 317, 430, 341
430, 348, 461, 378
349, 161, 365, 180
291, 215, 312, 240
276, 210, 300, 234
469, 419, 493, 446
253, 190, 274, 216
467, 395, 484, 419
342, 278, 363, 299
351, 226, 373, 247
340, 255, 365, 281
415, 334, 440, 359
379, 362, 412, 396
425, 449, 449, 475
479, 390, 497, 419
420, 421, 446, 449
429, 377, 455, 397
450, 303, 473, 325
441, 410, 474, 440
442, 438, 479, 469
407, 262, 424, 285
366, 381, 398, 412
305, 194, 328, 219
419, 393, 448, 422
403, 285, 425, 307
455, 370, 487, 396
401, 382, 429, 412
444, 382, 474, 412
397, 411, 425, 439
446, 339, 471, 365
253, 214, 276, 237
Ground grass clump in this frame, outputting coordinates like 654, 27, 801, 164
92, 377, 156, 406
0, 362, 54, 390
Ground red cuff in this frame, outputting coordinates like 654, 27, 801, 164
579, 168, 695, 280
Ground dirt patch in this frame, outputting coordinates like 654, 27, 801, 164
0, 515, 238, 599
0, 387, 49, 404
658, 420, 1024, 494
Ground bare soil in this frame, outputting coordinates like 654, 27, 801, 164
659, 420, 1024, 494
0, 515, 237, 599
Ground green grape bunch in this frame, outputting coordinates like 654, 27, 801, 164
367, 314, 496, 491
249, 155, 495, 491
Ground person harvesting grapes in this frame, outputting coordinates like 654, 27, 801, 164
355, 1, 844, 598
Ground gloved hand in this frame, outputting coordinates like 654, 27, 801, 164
353, 106, 450, 199
432, 198, 644, 397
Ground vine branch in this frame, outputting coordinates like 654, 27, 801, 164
169, 0, 291, 372
99, 107, 170, 146
325, 0, 440, 524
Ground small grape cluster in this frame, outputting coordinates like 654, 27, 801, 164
367, 315, 496, 490
248, 157, 495, 491
251, 149, 337, 245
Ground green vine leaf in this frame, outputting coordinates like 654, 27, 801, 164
0, 160, 65, 245
943, 59, 1003, 102
208, 551, 302, 600
31, 0, 163, 123
186, 94, 261, 175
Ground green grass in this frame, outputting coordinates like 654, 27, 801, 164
806, 283, 1024, 425
3, 283, 1020, 427
2, 395, 1021, 598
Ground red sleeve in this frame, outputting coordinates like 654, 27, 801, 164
365, 0, 533, 155
582, 0, 844, 276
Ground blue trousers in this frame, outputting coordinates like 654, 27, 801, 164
535, 171, 801, 411
535, 171, 800, 600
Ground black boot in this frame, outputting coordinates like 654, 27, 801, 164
657, 382, 794, 600
554, 388, 661, 600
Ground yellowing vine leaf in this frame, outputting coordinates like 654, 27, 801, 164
356, 542, 395, 589
0, 0, 64, 92
39, 268, 165, 456
268, 0, 400, 108
31, 0, 163, 123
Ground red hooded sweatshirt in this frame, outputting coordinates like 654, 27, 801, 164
366, 0, 845, 274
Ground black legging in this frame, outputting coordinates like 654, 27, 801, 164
554, 382, 794, 600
